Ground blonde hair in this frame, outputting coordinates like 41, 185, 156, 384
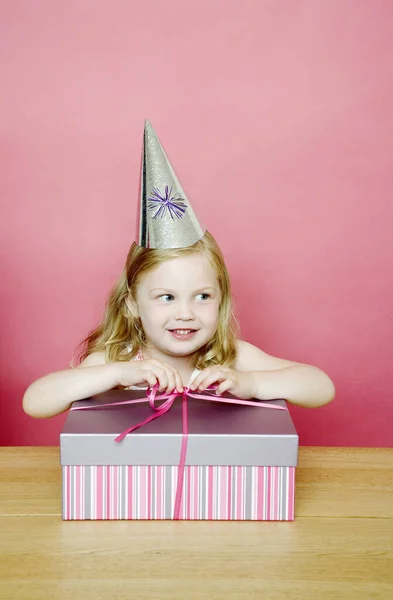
75, 231, 238, 369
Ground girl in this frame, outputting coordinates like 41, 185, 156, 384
23, 230, 335, 418
23, 122, 335, 419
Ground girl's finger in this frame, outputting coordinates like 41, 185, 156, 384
155, 369, 168, 393
164, 368, 177, 395
190, 368, 215, 390
144, 371, 158, 389
154, 361, 182, 394
216, 379, 234, 396
174, 370, 183, 393
132, 368, 156, 389
196, 370, 228, 392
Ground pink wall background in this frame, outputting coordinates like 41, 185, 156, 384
1, 1, 392, 447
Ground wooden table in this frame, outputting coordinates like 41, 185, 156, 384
0, 447, 392, 600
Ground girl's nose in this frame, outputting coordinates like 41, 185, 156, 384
175, 301, 195, 320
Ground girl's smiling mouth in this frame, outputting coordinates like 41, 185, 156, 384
168, 329, 198, 340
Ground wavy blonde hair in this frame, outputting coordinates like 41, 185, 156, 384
75, 231, 238, 369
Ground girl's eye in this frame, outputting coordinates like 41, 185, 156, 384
159, 294, 174, 302
196, 293, 210, 301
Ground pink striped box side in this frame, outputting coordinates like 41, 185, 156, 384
62, 465, 295, 521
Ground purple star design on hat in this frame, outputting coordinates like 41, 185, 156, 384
148, 186, 187, 220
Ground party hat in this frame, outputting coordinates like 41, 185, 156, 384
137, 120, 205, 249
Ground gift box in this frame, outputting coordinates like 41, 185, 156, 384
60, 389, 298, 521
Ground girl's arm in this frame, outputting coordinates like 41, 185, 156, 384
191, 340, 335, 408
22, 353, 119, 418
23, 352, 184, 418
236, 340, 335, 407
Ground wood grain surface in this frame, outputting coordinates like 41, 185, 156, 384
0, 447, 392, 600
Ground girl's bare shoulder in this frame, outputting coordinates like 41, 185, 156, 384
75, 344, 132, 368
235, 339, 305, 372
76, 351, 108, 368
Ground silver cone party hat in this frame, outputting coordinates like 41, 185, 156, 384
136, 120, 205, 248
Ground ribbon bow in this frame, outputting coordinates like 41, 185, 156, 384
72, 385, 286, 519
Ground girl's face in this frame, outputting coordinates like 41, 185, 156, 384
133, 253, 221, 360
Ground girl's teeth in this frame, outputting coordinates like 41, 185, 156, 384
174, 330, 192, 334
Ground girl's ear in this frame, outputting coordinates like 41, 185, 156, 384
125, 295, 139, 319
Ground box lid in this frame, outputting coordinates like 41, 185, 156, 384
60, 390, 298, 467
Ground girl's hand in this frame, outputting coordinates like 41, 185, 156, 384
114, 359, 183, 394
190, 367, 256, 399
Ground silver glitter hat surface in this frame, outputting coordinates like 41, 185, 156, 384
137, 120, 205, 249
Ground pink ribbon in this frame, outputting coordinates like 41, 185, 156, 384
71, 386, 286, 519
